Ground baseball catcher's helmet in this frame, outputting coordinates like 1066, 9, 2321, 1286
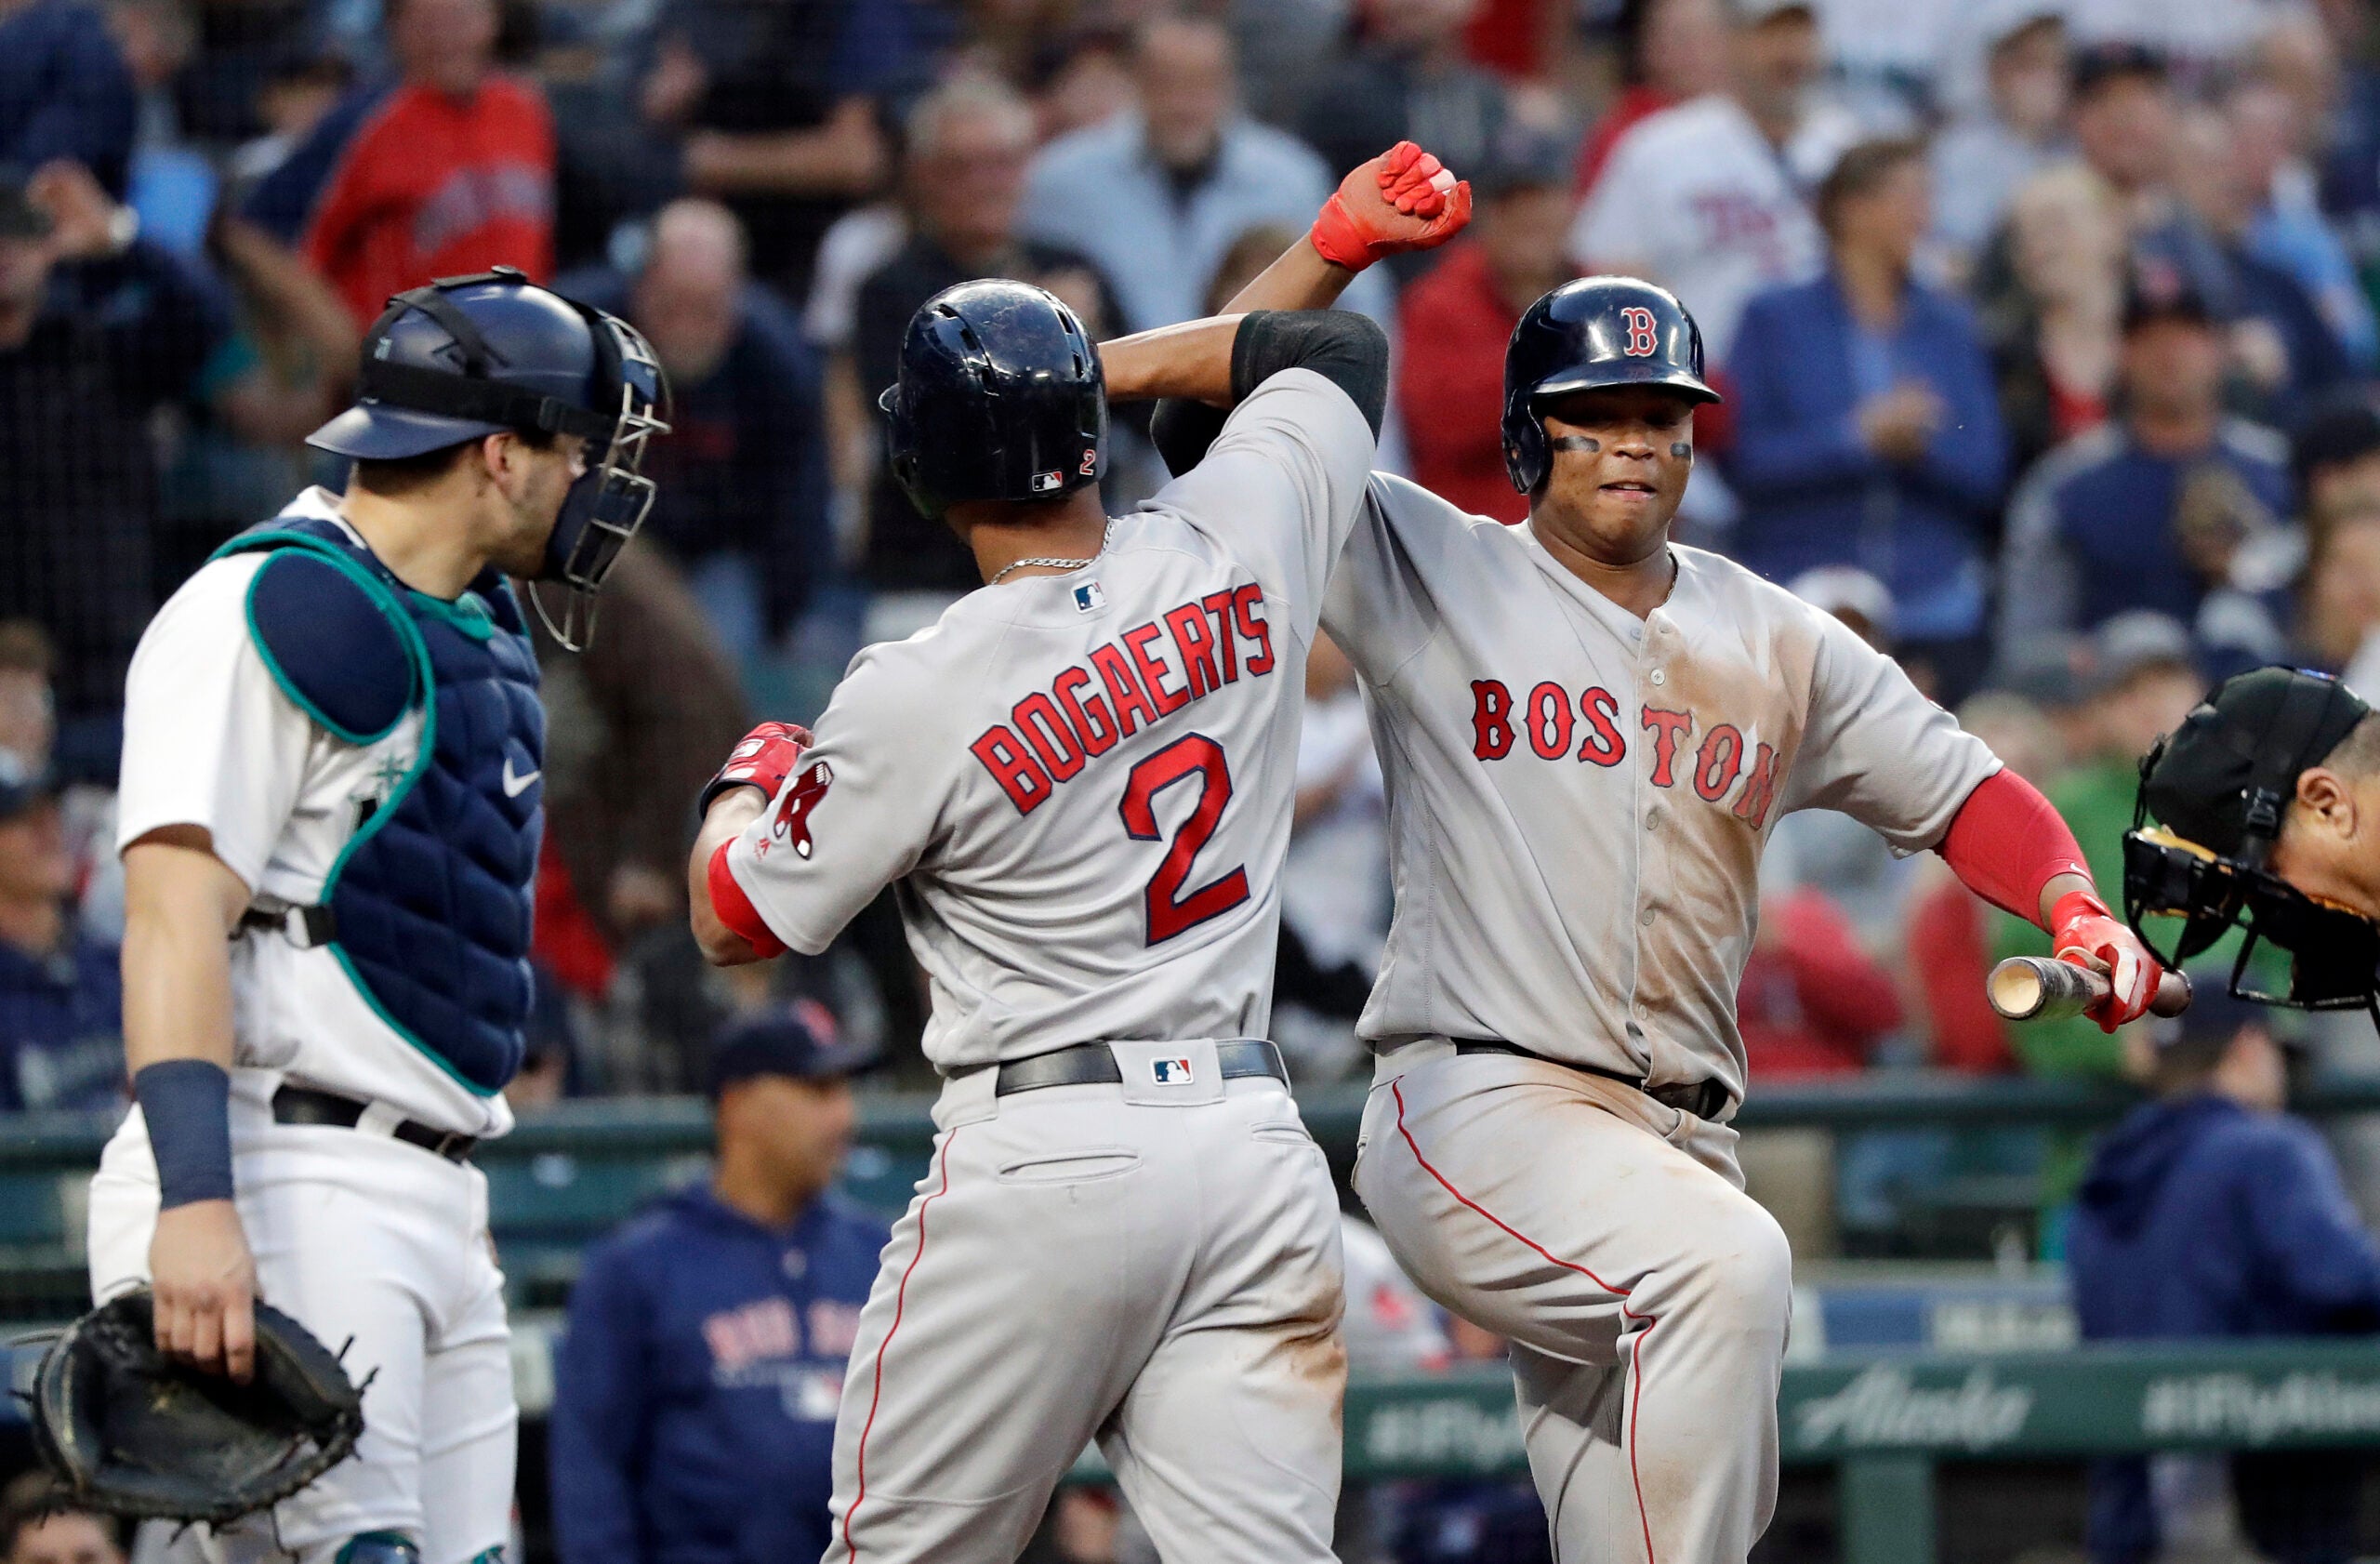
2124, 666, 2380, 1017
1501, 276, 1719, 494
308, 267, 671, 650
879, 279, 1106, 522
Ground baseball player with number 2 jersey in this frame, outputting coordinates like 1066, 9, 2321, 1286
687, 145, 1471, 1563
1154, 274, 2162, 1561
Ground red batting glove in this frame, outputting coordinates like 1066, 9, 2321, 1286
698, 721, 813, 817
2049, 888, 2163, 1034
1309, 140, 1474, 272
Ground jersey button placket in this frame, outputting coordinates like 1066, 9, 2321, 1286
1633, 617, 1672, 1049
1618, 623, 1649, 1022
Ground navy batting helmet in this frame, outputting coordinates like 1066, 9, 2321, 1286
1501, 276, 1718, 494
879, 280, 1105, 522
309, 267, 670, 650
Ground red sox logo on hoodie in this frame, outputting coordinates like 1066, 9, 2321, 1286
772, 761, 834, 859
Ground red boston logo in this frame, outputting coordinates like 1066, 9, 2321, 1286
772, 761, 835, 859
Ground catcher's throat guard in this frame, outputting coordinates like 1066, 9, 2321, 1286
535, 310, 670, 651
30, 1290, 366, 1524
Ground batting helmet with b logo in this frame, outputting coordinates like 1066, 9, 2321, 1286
879, 279, 1108, 522
1501, 276, 1718, 494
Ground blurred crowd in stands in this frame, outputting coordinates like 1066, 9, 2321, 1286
15, 2, 2380, 1557
6, 0, 2380, 1149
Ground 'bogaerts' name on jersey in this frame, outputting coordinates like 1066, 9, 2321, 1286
970, 582, 1276, 815
1467, 679, 1780, 828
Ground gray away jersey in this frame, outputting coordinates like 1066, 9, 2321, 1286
725, 369, 1377, 1074
1325, 474, 1999, 1104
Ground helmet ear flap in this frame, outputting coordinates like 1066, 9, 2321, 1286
1501, 388, 1549, 494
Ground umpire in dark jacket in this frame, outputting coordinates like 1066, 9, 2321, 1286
549, 1003, 888, 1564
2068, 987, 2380, 1564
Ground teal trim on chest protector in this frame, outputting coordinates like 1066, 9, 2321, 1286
408, 588, 497, 643
212, 518, 539, 1098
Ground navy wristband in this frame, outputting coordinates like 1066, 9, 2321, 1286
133, 1060, 235, 1209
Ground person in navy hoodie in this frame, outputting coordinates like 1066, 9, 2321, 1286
1726, 137, 2009, 704
549, 1001, 888, 1564
2068, 985, 2380, 1564
1998, 275, 2294, 666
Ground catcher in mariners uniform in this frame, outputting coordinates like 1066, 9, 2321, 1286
86, 270, 667, 1563
1154, 272, 2164, 1560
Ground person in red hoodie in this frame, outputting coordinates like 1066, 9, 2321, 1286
1395, 129, 1573, 522
242, 0, 552, 329
1737, 887, 1903, 1078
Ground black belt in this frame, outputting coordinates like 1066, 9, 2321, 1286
1453, 1040, 1732, 1121
995, 1040, 1288, 1097
271, 1084, 479, 1162
239, 904, 336, 948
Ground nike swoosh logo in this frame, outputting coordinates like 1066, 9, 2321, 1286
502, 759, 541, 798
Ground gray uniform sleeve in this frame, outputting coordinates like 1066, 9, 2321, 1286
1319, 474, 1452, 686
722, 648, 957, 956
1778, 609, 2001, 852
1149, 367, 1379, 641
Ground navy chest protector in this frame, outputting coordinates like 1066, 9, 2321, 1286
215, 515, 545, 1094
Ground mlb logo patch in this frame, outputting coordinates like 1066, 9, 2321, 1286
1074, 581, 1105, 613
1030, 470, 1065, 494
1149, 1056, 1196, 1086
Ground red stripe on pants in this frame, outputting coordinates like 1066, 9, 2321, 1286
843, 1126, 960, 1560
1391, 1078, 1662, 1564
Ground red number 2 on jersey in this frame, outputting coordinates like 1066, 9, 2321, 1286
1119, 734, 1250, 945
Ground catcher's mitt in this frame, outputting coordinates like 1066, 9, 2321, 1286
29, 1289, 366, 1524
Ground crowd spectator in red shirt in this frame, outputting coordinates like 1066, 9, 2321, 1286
1396, 129, 1574, 523
1738, 888, 1904, 1079
244, 0, 554, 328
1571, 0, 1729, 197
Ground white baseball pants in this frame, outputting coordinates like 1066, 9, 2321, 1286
823, 1039, 1347, 1564
1354, 1040, 1792, 1564
89, 1080, 515, 1564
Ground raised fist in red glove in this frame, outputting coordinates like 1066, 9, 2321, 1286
2050, 888, 2164, 1034
699, 721, 814, 817
1309, 140, 1474, 272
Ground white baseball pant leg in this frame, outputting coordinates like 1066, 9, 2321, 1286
823, 1042, 1345, 1564
1354, 1043, 1792, 1564
89, 1089, 516, 1564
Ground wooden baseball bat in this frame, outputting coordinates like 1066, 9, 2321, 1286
1987, 958, 2193, 1023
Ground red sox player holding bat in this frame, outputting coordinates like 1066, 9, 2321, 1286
1150, 267, 2163, 1558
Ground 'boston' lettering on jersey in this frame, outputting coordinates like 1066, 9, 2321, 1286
971, 582, 1276, 814
1468, 677, 1779, 828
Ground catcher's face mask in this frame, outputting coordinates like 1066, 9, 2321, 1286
531, 311, 671, 653
2122, 817, 2380, 1012
2125, 669, 2380, 1017
335, 271, 673, 654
